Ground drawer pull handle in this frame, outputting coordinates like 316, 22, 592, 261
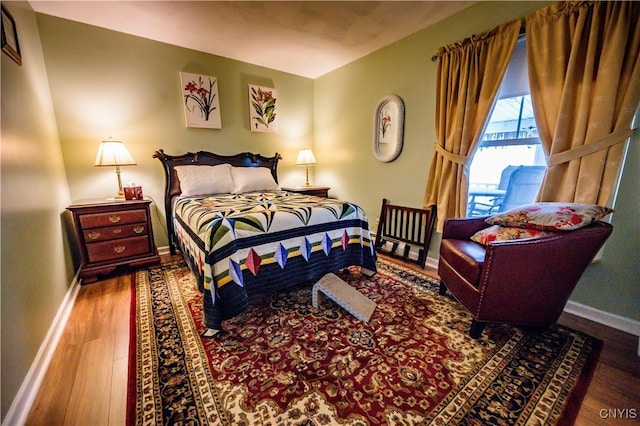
133, 226, 145, 234
88, 231, 101, 240
108, 215, 121, 223
113, 245, 126, 254
112, 228, 122, 234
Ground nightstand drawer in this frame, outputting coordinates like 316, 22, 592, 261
68, 199, 160, 283
79, 209, 147, 229
86, 236, 151, 263
83, 223, 148, 242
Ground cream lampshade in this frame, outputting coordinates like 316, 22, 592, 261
295, 149, 317, 187
94, 139, 137, 199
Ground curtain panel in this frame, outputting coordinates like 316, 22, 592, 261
423, 20, 520, 232
527, 0, 640, 206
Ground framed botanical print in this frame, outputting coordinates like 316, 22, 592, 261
249, 84, 278, 133
180, 72, 222, 129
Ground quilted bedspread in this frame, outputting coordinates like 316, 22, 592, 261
173, 191, 377, 330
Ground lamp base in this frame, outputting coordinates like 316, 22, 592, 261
115, 166, 126, 200
303, 166, 312, 187
106, 196, 127, 201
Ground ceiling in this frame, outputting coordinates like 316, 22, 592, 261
30, 1, 475, 79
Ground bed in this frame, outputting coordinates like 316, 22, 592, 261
153, 149, 377, 335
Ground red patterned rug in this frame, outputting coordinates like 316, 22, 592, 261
127, 258, 600, 425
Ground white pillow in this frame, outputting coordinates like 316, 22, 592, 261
175, 164, 234, 196
231, 166, 280, 193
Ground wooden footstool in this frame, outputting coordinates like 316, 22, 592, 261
312, 273, 376, 322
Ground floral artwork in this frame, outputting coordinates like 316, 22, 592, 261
373, 95, 404, 162
379, 109, 392, 140
249, 85, 278, 133
180, 72, 221, 129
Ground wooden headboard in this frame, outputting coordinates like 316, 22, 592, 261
152, 149, 282, 253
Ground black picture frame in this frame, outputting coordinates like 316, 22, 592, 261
1, 5, 21, 65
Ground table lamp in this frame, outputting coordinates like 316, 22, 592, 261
295, 149, 317, 187
94, 139, 137, 199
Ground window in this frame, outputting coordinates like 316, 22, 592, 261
467, 38, 547, 217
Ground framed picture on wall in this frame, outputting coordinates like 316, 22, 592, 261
180, 72, 222, 128
249, 84, 278, 133
373, 95, 404, 162
1, 5, 21, 65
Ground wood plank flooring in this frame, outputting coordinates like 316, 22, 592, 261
25, 255, 640, 425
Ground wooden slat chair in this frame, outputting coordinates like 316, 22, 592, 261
374, 199, 436, 268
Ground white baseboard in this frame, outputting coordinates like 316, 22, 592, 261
564, 301, 640, 337
3, 272, 82, 426
425, 255, 439, 271
564, 301, 640, 356
157, 245, 171, 256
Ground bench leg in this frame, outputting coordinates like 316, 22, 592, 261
360, 267, 376, 278
438, 281, 448, 295
312, 285, 326, 308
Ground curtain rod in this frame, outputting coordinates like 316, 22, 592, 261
431, 21, 526, 62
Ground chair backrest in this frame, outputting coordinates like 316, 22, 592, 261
499, 166, 546, 212
497, 165, 519, 190
374, 199, 436, 268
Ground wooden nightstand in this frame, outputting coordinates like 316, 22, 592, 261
67, 198, 160, 283
283, 186, 330, 197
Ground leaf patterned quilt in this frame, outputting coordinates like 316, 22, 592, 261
173, 191, 377, 330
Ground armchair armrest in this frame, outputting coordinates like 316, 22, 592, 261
474, 222, 613, 325
442, 216, 490, 240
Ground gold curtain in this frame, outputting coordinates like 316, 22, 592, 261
527, 1, 640, 205
423, 20, 521, 232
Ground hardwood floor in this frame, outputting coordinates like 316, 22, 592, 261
25, 255, 640, 425
25, 266, 134, 426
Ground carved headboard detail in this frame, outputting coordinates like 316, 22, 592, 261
153, 149, 282, 252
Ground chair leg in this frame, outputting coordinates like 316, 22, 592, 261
438, 281, 447, 295
469, 320, 486, 339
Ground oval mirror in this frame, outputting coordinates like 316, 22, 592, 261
373, 95, 405, 162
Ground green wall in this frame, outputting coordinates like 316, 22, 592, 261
574, 124, 640, 316
314, 1, 551, 251
314, 0, 638, 322
1, 1, 72, 418
36, 14, 316, 249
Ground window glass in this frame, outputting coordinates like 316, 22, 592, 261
467, 38, 547, 217
470, 95, 546, 185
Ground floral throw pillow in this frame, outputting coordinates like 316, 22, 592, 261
485, 202, 613, 231
471, 225, 553, 246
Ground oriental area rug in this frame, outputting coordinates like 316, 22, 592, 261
127, 258, 601, 425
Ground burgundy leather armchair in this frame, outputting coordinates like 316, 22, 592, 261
438, 216, 613, 338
